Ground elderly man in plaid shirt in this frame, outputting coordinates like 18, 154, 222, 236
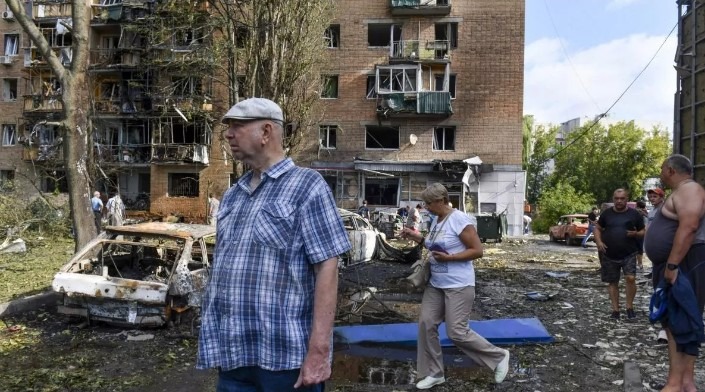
197, 98, 351, 392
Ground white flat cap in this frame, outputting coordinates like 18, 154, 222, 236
222, 98, 284, 124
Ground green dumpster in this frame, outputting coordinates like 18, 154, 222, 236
476, 213, 507, 243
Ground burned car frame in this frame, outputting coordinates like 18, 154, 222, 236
52, 223, 215, 327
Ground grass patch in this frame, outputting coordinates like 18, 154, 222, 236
0, 236, 75, 303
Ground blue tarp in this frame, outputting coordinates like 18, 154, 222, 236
334, 317, 554, 346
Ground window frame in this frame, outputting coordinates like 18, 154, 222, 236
168, 172, 200, 198
4, 34, 19, 56
365, 125, 400, 150
324, 24, 340, 49
320, 75, 339, 99
319, 125, 337, 149
433, 126, 456, 151
1, 78, 18, 102
2, 124, 17, 146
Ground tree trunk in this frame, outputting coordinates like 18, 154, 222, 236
62, 71, 96, 251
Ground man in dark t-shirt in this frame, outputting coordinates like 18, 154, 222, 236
594, 188, 645, 320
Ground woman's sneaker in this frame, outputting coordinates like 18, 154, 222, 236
415, 376, 445, 390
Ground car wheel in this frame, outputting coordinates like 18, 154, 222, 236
565, 234, 573, 246
549, 232, 556, 242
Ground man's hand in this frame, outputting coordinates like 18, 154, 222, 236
294, 351, 330, 388
596, 241, 607, 253
664, 266, 679, 285
626, 230, 638, 238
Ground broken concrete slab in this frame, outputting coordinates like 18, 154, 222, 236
0, 238, 27, 254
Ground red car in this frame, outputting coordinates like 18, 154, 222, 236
549, 214, 590, 246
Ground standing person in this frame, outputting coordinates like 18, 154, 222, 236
645, 155, 705, 392
646, 188, 665, 226
405, 203, 421, 232
593, 188, 645, 319
397, 203, 409, 222
400, 183, 510, 388
106, 192, 125, 226
582, 207, 600, 248
635, 200, 649, 271
357, 199, 370, 220
207, 193, 220, 226
197, 98, 351, 392
91, 191, 103, 233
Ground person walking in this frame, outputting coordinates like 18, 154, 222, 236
197, 98, 351, 392
207, 193, 220, 226
91, 191, 103, 233
400, 183, 510, 389
405, 204, 421, 232
105, 192, 125, 226
582, 207, 599, 248
593, 188, 645, 320
645, 155, 705, 392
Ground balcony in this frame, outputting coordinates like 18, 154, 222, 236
389, 0, 450, 16
92, 143, 209, 165
95, 144, 151, 164
23, 94, 63, 114
89, 49, 142, 68
376, 91, 452, 117
390, 40, 450, 62
23, 144, 63, 162
31, 1, 73, 19
151, 144, 209, 164
24, 47, 72, 67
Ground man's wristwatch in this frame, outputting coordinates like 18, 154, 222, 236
666, 263, 679, 271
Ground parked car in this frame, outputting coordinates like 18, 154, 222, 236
549, 214, 591, 246
52, 222, 215, 327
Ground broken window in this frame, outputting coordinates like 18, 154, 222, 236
434, 74, 456, 98
36, 124, 58, 145
4, 34, 18, 56
377, 66, 418, 93
321, 75, 338, 98
100, 0, 123, 5
43, 170, 68, 193
435, 22, 458, 49
433, 126, 455, 151
319, 125, 337, 149
171, 76, 202, 97
2, 124, 16, 146
324, 25, 340, 48
0, 170, 14, 184
2, 78, 17, 101
236, 26, 248, 48
169, 173, 199, 197
367, 23, 400, 47
364, 178, 399, 206
365, 125, 399, 150
366, 75, 377, 99
121, 125, 148, 145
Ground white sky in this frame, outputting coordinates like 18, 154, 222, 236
524, 0, 678, 132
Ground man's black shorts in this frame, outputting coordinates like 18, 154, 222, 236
599, 252, 637, 283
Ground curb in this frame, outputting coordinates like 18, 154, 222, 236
0, 291, 59, 318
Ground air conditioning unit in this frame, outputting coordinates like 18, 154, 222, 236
2, 11, 14, 20
0, 56, 12, 65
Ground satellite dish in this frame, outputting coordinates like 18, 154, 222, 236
409, 134, 418, 145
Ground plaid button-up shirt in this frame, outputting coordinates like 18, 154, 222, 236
197, 158, 351, 371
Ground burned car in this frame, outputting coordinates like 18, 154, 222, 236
52, 222, 215, 327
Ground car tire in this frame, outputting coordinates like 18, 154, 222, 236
565, 234, 573, 246
549, 232, 556, 242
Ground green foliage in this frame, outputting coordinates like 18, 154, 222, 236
532, 182, 594, 233
525, 123, 559, 205
551, 121, 671, 204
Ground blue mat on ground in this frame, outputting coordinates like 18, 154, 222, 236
334, 317, 554, 346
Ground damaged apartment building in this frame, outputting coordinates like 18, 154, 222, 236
1, 0, 526, 233
0, 0, 230, 220
291, 0, 527, 235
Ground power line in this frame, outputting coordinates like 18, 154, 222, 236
542, 0, 601, 113
548, 22, 677, 161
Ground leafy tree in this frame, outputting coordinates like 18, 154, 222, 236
525, 123, 559, 205
6, 0, 95, 249
551, 121, 670, 204
532, 181, 594, 234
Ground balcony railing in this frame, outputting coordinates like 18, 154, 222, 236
31, 2, 73, 19
376, 91, 452, 117
23, 145, 63, 162
24, 47, 72, 67
89, 49, 142, 67
389, 0, 450, 16
92, 143, 209, 165
23, 95, 63, 112
390, 40, 450, 61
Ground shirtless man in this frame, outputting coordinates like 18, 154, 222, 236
645, 154, 705, 392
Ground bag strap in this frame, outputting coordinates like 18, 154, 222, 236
427, 210, 454, 249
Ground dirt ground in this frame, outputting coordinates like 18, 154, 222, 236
1, 235, 703, 391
